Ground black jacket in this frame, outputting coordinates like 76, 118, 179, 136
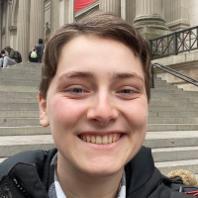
0, 147, 191, 198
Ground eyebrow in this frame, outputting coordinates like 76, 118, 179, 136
58, 71, 94, 82
58, 71, 144, 83
112, 72, 144, 82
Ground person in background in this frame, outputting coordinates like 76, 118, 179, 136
0, 47, 16, 68
35, 38, 44, 62
0, 50, 6, 68
0, 13, 194, 198
29, 48, 39, 63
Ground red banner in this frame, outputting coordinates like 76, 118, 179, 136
74, 0, 96, 12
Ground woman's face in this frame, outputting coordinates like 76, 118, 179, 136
39, 35, 148, 177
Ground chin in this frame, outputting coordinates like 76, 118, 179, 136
80, 160, 124, 177
85, 168, 122, 178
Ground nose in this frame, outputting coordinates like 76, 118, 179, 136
87, 93, 119, 126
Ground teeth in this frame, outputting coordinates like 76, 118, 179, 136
86, 136, 91, 143
91, 136, 96, 144
103, 135, 108, 144
108, 135, 113, 143
96, 136, 102, 144
80, 134, 120, 144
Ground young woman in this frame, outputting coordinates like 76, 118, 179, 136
0, 13, 191, 198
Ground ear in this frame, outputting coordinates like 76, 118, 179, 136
37, 93, 49, 127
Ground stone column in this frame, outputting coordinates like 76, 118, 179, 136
59, 0, 74, 26
99, 0, 121, 16
125, 0, 136, 25
29, 0, 44, 50
51, 0, 59, 33
4, 0, 12, 46
65, 0, 74, 24
134, 0, 169, 39
17, 0, 30, 62
121, 0, 126, 20
165, 0, 190, 31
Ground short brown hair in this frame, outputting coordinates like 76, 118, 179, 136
40, 12, 151, 100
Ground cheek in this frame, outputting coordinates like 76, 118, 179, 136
48, 97, 87, 127
123, 99, 148, 128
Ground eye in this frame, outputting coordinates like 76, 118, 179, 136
67, 87, 85, 93
116, 86, 139, 99
63, 85, 90, 98
117, 89, 135, 94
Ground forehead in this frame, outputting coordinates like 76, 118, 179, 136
55, 35, 144, 79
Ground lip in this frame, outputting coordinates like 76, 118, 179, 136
77, 130, 126, 136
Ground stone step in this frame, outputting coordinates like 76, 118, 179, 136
0, 98, 37, 103
0, 85, 37, 92
151, 98, 197, 104
0, 63, 41, 73
0, 103, 38, 110
154, 82, 180, 88
156, 159, 198, 175
152, 87, 181, 92
0, 71, 40, 78
0, 118, 40, 127
0, 80, 40, 87
149, 111, 198, 117
152, 146, 198, 162
148, 117, 198, 124
152, 96, 198, 102
151, 88, 198, 94
0, 126, 50, 136
149, 105, 198, 111
0, 90, 37, 96
145, 131, 198, 148
149, 104, 198, 109
151, 92, 198, 99
0, 110, 39, 118
0, 135, 54, 157
148, 124, 198, 131
150, 98, 198, 104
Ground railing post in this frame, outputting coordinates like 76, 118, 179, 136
149, 39, 155, 59
197, 27, 198, 49
151, 64, 155, 88
174, 32, 178, 55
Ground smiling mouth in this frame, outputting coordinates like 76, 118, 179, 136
79, 133, 122, 145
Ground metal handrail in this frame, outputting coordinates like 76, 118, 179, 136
151, 63, 198, 88
150, 26, 198, 59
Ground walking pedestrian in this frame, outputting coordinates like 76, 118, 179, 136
35, 38, 44, 62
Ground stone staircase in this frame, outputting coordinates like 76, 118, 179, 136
0, 63, 198, 177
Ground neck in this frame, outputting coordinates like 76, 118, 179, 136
56, 155, 123, 198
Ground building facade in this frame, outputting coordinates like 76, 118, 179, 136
0, 0, 198, 63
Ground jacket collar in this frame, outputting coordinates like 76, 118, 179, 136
125, 146, 160, 195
